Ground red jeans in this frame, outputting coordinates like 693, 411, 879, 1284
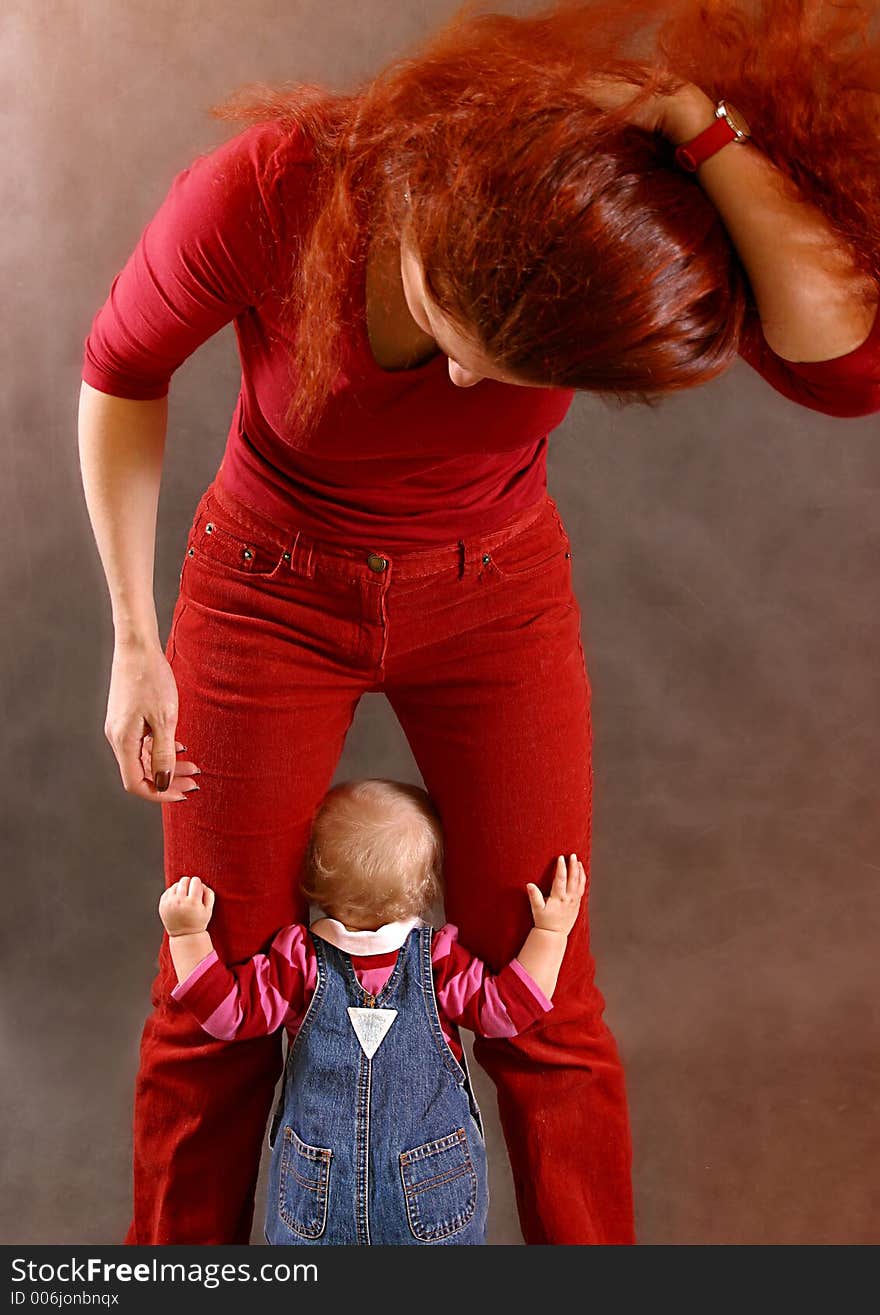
126, 474, 635, 1245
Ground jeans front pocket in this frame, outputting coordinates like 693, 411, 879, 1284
484, 504, 571, 582
188, 493, 289, 582
278, 1127, 333, 1240
399, 1126, 477, 1242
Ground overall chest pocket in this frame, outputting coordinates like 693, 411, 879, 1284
278, 1126, 333, 1240
399, 1126, 478, 1242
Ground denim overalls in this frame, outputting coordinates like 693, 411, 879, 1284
264, 922, 489, 1245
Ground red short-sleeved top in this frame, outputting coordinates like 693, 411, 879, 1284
82, 121, 880, 548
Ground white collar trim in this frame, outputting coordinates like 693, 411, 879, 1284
309, 913, 423, 955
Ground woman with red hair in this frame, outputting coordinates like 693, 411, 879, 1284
79, 0, 880, 1245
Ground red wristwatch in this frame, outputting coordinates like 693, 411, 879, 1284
674, 99, 752, 172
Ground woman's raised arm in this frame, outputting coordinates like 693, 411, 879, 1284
584, 72, 880, 417
661, 85, 879, 363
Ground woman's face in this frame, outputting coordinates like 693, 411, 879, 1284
399, 228, 554, 390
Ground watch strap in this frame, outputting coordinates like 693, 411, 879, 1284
674, 102, 744, 173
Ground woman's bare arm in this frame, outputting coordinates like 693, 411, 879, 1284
78, 382, 168, 645
78, 380, 199, 801
663, 86, 879, 364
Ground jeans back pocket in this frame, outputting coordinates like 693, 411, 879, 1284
278, 1126, 333, 1239
399, 1126, 478, 1242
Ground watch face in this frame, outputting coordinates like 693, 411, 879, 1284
723, 101, 751, 138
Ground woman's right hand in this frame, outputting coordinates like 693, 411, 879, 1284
104, 636, 201, 803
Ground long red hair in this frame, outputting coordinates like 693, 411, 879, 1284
207, 0, 880, 445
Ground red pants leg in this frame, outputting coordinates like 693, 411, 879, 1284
124, 498, 366, 1244
384, 528, 635, 1244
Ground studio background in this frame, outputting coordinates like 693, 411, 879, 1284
3, 0, 878, 1244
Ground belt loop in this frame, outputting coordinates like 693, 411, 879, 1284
289, 529, 316, 579
459, 537, 478, 581
287, 529, 301, 574
459, 535, 485, 581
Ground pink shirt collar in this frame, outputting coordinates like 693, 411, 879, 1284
308, 913, 424, 955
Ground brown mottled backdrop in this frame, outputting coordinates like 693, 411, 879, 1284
3, 0, 878, 1245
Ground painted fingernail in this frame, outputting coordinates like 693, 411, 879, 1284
155, 771, 171, 791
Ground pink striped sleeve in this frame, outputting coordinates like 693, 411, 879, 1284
737, 299, 880, 418
169, 922, 315, 1040
169, 947, 220, 996
431, 923, 553, 1039
509, 956, 554, 1012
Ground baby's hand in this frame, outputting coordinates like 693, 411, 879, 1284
526, 854, 585, 936
158, 875, 216, 937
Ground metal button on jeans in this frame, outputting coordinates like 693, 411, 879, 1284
367, 553, 388, 572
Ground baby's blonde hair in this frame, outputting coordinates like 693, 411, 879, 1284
300, 778, 443, 925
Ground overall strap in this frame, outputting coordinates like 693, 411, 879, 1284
267, 929, 330, 1150
288, 928, 330, 1063
418, 922, 468, 1084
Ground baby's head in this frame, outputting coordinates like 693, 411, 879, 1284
300, 779, 444, 930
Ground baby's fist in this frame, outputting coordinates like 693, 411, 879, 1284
526, 854, 586, 935
158, 875, 215, 937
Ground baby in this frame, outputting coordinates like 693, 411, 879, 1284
159, 777, 585, 1246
